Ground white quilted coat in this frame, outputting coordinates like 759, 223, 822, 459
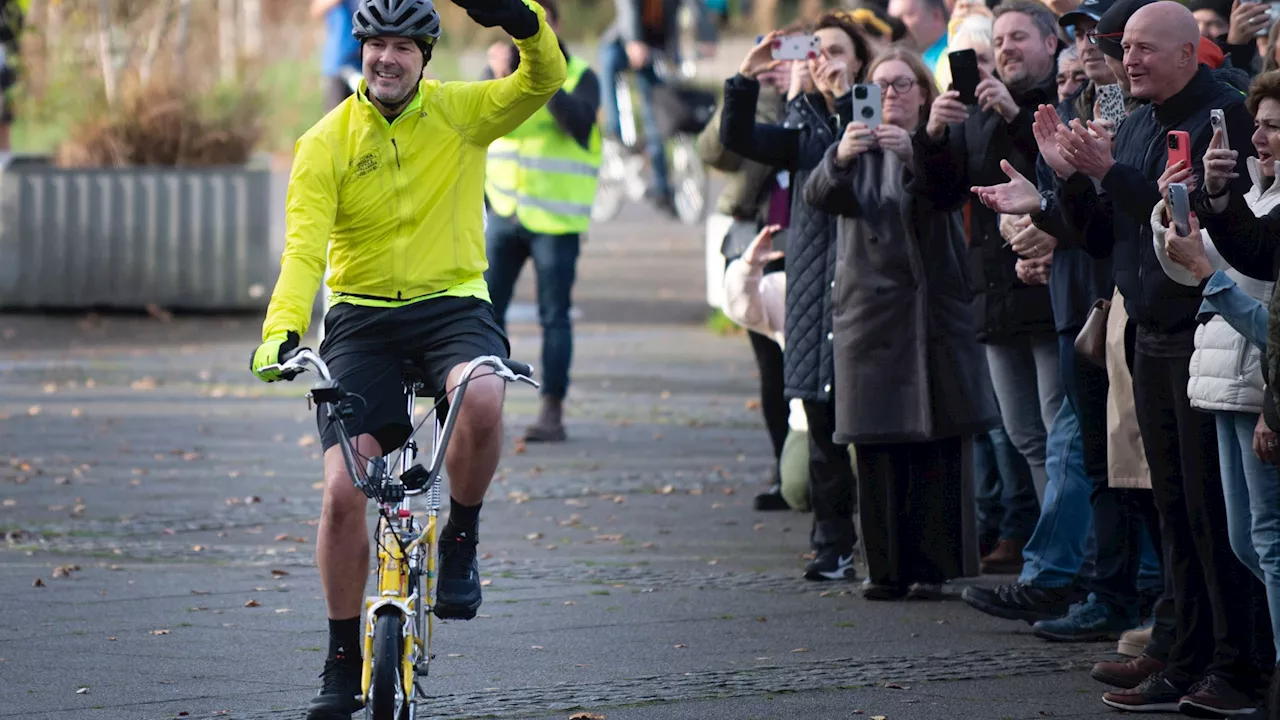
1151, 157, 1280, 414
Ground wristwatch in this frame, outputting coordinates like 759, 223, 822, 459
1030, 193, 1049, 223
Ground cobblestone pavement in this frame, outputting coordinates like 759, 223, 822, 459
2, 202, 1121, 719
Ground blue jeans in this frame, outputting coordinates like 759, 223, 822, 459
974, 422, 1041, 543
598, 38, 670, 196
1215, 410, 1280, 663
986, 336, 1064, 497
1017, 397, 1094, 588
483, 212, 580, 399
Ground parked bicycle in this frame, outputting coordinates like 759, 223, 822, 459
259, 348, 538, 720
592, 50, 716, 227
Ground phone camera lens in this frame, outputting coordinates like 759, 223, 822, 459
861, 107, 873, 118
854, 86, 867, 99
1168, 136, 1177, 148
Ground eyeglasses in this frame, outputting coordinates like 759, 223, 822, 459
1086, 30, 1123, 45
876, 77, 917, 95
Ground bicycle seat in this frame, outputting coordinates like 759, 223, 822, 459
399, 358, 435, 398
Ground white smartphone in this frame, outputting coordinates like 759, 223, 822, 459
769, 34, 820, 61
1210, 108, 1229, 151
851, 83, 882, 130
1169, 182, 1192, 237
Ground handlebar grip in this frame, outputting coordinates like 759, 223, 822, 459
501, 359, 534, 378
280, 346, 307, 363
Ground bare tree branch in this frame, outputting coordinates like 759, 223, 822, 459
140, 0, 175, 87
96, 0, 117, 105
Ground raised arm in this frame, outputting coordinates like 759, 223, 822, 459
719, 74, 801, 171
441, 1, 567, 147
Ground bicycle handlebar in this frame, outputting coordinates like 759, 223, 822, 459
260, 348, 538, 390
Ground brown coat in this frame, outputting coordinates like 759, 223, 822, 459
1104, 287, 1152, 489
802, 144, 999, 444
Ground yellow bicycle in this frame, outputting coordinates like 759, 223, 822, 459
262, 349, 538, 720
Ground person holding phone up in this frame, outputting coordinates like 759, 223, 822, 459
720, 14, 872, 584
803, 48, 999, 601
1158, 74, 1280, 704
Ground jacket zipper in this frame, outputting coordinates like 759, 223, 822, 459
390, 135, 406, 299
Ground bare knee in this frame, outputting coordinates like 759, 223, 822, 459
454, 373, 505, 436
321, 444, 372, 523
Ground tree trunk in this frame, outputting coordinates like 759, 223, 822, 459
174, 0, 192, 78
96, 0, 117, 106
241, 0, 262, 59
752, 0, 777, 35
140, 0, 173, 87
218, 0, 236, 83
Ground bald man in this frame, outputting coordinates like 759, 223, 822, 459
979, 0, 1270, 713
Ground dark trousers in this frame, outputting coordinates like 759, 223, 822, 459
804, 398, 857, 549
857, 437, 967, 587
747, 329, 788, 470
1133, 349, 1269, 688
483, 213, 580, 399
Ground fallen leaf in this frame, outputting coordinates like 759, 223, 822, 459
525, 532, 543, 541
531, 645, 544, 650
52, 564, 80, 578
595, 534, 623, 542
27, 405, 41, 416
70, 408, 82, 418
32, 578, 44, 588
563, 601, 576, 605
612, 495, 626, 504
107, 636, 116, 641
513, 439, 527, 455
150, 629, 170, 635
641, 542, 654, 549
568, 713, 605, 720
658, 485, 675, 495
54, 477, 70, 485
297, 435, 316, 448
192, 545, 206, 552
790, 648, 809, 653
270, 569, 289, 578
182, 452, 200, 462
130, 377, 158, 390
753, 523, 766, 531
1, 499, 14, 507
144, 303, 173, 322
274, 608, 291, 613
744, 399, 761, 410
76, 687, 88, 694
884, 682, 908, 690
480, 579, 493, 587
673, 644, 687, 648
244, 600, 261, 608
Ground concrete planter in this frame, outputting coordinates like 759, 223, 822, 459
0, 156, 286, 311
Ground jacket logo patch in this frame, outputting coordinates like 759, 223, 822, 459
353, 151, 380, 178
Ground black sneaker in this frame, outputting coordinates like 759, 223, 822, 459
435, 526, 482, 620
804, 545, 856, 581
753, 482, 790, 511
307, 655, 363, 719
960, 582, 1084, 624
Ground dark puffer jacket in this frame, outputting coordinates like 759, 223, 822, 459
912, 71, 1059, 345
720, 74, 852, 402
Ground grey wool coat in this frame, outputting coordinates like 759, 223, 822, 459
803, 143, 1000, 444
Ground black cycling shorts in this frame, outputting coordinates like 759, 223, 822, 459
315, 295, 510, 454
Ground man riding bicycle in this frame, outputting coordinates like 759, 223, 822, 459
599, 0, 718, 216
247, 0, 565, 717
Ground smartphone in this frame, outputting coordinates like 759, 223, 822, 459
1210, 108, 1229, 151
948, 49, 981, 106
1169, 182, 1192, 237
1167, 130, 1192, 170
1095, 84, 1127, 126
770, 228, 789, 255
769, 34, 820, 61
851, 83, 882, 130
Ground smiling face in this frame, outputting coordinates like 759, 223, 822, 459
993, 11, 1058, 91
1123, 3, 1200, 103
1073, 18, 1115, 84
362, 36, 426, 113
1253, 97, 1280, 177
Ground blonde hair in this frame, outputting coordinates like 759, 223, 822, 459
935, 15, 993, 92
867, 47, 940, 129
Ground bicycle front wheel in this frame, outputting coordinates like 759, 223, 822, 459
370, 612, 406, 720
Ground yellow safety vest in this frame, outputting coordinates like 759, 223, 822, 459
485, 55, 602, 235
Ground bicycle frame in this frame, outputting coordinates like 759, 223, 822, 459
260, 350, 537, 720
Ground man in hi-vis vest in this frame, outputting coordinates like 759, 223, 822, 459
483, 0, 601, 443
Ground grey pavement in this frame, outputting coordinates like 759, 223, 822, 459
3, 199, 1128, 720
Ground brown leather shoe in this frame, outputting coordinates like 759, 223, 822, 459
1091, 654, 1167, 689
979, 538, 1026, 574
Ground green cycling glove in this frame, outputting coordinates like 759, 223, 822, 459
250, 331, 300, 382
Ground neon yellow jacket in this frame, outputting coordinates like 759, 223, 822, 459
261, 2, 566, 341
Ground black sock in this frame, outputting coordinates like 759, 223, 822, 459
446, 497, 482, 535
329, 616, 361, 662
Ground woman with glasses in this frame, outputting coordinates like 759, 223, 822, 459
803, 48, 999, 601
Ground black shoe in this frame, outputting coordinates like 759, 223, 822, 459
645, 187, 678, 218
753, 483, 790, 511
960, 582, 1084, 624
804, 545, 856, 581
307, 655, 363, 719
435, 526, 481, 620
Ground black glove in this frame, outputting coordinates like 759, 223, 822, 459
452, 0, 540, 39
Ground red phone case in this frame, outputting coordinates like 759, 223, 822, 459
1167, 130, 1192, 170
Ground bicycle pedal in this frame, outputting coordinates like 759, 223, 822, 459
401, 463, 432, 492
